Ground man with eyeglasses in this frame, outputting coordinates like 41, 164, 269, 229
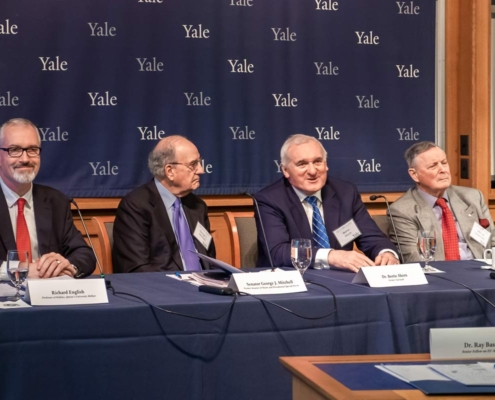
113, 135, 216, 272
0, 118, 96, 279
255, 134, 398, 272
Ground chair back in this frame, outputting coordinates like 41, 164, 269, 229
223, 212, 257, 268
91, 216, 115, 274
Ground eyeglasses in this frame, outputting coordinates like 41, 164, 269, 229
169, 158, 203, 171
0, 147, 42, 158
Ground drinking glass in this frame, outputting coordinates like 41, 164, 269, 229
291, 239, 312, 277
417, 231, 436, 272
7, 250, 29, 301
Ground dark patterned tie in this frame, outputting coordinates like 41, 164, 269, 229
435, 198, 460, 261
305, 196, 330, 249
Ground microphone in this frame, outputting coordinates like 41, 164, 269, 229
199, 285, 236, 296
70, 198, 106, 280
369, 195, 404, 263
244, 193, 275, 271
490, 272, 495, 280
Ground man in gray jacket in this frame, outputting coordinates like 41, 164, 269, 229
389, 141, 494, 262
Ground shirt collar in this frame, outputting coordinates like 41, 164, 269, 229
154, 178, 177, 209
417, 187, 449, 208
292, 186, 323, 204
0, 178, 33, 209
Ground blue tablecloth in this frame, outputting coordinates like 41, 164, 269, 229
0, 261, 494, 400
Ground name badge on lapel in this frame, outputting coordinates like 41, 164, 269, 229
470, 221, 490, 248
194, 222, 212, 249
333, 219, 361, 247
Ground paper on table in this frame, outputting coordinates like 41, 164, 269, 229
429, 364, 495, 386
378, 365, 449, 383
0, 299, 31, 309
0, 282, 18, 297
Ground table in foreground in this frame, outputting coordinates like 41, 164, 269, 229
280, 354, 495, 400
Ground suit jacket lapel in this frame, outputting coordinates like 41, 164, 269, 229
148, 182, 183, 270
321, 183, 340, 247
33, 185, 52, 256
284, 180, 312, 240
411, 188, 445, 259
0, 191, 16, 254
448, 187, 483, 257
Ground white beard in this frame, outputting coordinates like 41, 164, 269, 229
12, 169, 36, 184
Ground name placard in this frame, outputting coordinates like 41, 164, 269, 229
25, 278, 108, 306
352, 264, 427, 287
431, 328, 495, 360
228, 270, 306, 295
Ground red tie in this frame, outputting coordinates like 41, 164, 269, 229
435, 198, 460, 261
16, 198, 32, 262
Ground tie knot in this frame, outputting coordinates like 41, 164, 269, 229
435, 198, 448, 209
173, 198, 181, 209
17, 198, 26, 212
305, 196, 318, 207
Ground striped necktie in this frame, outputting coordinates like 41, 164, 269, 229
305, 196, 330, 249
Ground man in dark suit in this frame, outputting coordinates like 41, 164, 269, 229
113, 135, 216, 273
0, 118, 95, 279
255, 134, 398, 272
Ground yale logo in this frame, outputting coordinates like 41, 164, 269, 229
137, 58, 163, 72
230, 0, 253, 5
183, 24, 209, 39
228, 59, 254, 73
315, 127, 340, 140
88, 22, 116, 36
90, 161, 119, 176
273, 93, 297, 107
274, 160, 282, 173
184, 92, 211, 106
356, 95, 379, 109
315, 0, 338, 10
397, 1, 420, 14
138, 126, 166, 140
39, 127, 68, 142
314, 62, 339, 76
397, 64, 419, 78
271, 28, 296, 41
0, 19, 17, 34
397, 128, 419, 141
230, 126, 255, 140
40, 57, 68, 71
0, 92, 19, 106
201, 159, 213, 173
88, 92, 117, 106
358, 159, 381, 172
355, 31, 379, 45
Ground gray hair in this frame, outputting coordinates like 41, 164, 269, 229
0, 118, 41, 146
404, 141, 439, 167
280, 134, 327, 166
148, 135, 185, 178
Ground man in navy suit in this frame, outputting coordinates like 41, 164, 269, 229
255, 134, 398, 272
0, 118, 95, 279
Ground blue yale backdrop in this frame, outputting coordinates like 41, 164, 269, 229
0, 0, 435, 197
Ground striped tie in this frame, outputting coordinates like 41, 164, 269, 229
306, 196, 330, 249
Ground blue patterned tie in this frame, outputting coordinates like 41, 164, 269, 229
173, 198, 202, 271
305, 196, 330, 249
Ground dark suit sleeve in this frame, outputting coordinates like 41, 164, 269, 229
254, 192, 294, 268
61, 201, 96, 278
349, 188, 398, 260
113, 195, 158, 273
